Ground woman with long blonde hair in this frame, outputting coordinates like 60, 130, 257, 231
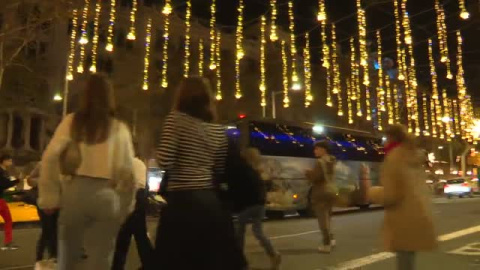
39, 74, 136, 270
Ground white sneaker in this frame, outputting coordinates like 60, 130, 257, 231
330, 239, 337, 247
35, 260, 55, 270
318, 245, 332, 254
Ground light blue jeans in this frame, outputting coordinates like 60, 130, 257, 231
236, 205, 276, 257
57, 176, 124, 270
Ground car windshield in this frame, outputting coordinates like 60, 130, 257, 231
448, 179, 465, 184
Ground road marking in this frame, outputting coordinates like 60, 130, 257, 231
270, 230, 319, 240
0, 266, 33, 270
320, 224, 480, 270
449, 242, 480, 256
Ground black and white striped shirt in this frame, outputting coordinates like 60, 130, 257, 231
156, 111, 228, 191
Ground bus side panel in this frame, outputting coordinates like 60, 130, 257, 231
260, 155, 315, 211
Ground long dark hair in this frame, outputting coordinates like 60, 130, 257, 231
71, 73, 116, 144
174, 77, 216, 122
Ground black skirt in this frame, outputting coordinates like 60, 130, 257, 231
152, 189, 247, 270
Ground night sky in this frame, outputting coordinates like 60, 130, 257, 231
155, 0, 479, 103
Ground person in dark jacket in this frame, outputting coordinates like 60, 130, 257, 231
0, 154, 19, 250
231, 147, 281, 270
27, 164, 58, 266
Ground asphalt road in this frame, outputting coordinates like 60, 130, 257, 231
1, 197, 480, 270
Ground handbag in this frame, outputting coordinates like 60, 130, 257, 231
59, 139, 81, 176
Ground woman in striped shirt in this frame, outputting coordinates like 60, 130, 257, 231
153, 77, 247, 270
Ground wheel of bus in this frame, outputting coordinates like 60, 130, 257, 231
298, 190, 314, 217
265, 210, 284, 219
358, 204, 370, 210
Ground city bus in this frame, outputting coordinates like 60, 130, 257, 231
227, 118, 385, 217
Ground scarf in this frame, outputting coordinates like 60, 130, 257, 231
384, 141, 401, 156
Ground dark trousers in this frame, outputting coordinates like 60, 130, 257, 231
36, 208, 58, 261
112, 189, 153, 270
237, 205, 276, 257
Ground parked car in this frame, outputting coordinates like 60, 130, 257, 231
444, 178, 474, 198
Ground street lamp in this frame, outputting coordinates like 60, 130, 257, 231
53, 94, 63, 101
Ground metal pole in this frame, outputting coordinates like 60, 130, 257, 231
449, 142, 454, 172
262, 106, 266, 118
461, 142, 470, 176
62, 69, 69, 119
272, 91, 276, 119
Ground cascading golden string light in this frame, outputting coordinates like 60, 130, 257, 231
456, 31, 467, 138
350, 37, 361, 117
423, 93, 430, 136
453, 99, 460, 135
376, 30, 385, 130
89, 2, 101, 73
66, 9, 79, 81
304, 34, 313, 108
428, 39, 441, 138
288, 1, 300, 91
260, 16, 267, 108
442, 90, 452, 140
401, 3, 420, 136
356, 0, 370, 120
459, 0, 470, 20
393, 0, 405, 82
317, 0, 326, 22
105, 0, 116, 52
386, 77, 394, 125
347, 79, 354, 124
331, 24, 342, 115
235, 0, 245, 99
394, 84, 400, 123
127, 0, 137, 40
215, 32, 222, 100
270, 0, 278, 41
142, 18, 152, 90
209, 0, 217, 70
281, 41, 290, 108
77, 0, 90, 74
198, 40, 204, 76
430, 97, 437, 138
161, 1, 172, 88
183, 0, 192, 77
435, 1, 453, 79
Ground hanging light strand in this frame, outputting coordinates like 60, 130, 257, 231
386, 77, 394, 125
305, 34, 313, 108
260, 16, 267, 108
356, 0, 370, 120
435, 1, 453, 79
282, 41, 290, 108
393, 0, 405, 82
332, 24, 342, 115
376, 30, 385, 130
459, 0, 470, 20
288, 1, 300, 91
456, 31, 467, 138
428, 39, 441, 138
423, 93, 430, 136
161, 0, 172, 88
66, 9, 79, 81
350, 37, 362, 117
453, 99, 460, 135
142, 18, 152, 90
183, 0, 192, 77
347, 78, 354, 124
235, 0, 245, 99
127, 0, 137, 40
77, 0, 90, 74
89, 2, 101, 73
215, 32, 222, 100
209, 0, 217, 70
270, 0, 278, 41
442, 90, 452, 139
106, 0, 116, 52
198, 39, 204, 76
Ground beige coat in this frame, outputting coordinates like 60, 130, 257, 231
307, 155, 337, 206
379, 145, 437, 252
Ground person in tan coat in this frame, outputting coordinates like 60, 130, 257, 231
306, 141, 338, 253
372, 125, 437, 270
